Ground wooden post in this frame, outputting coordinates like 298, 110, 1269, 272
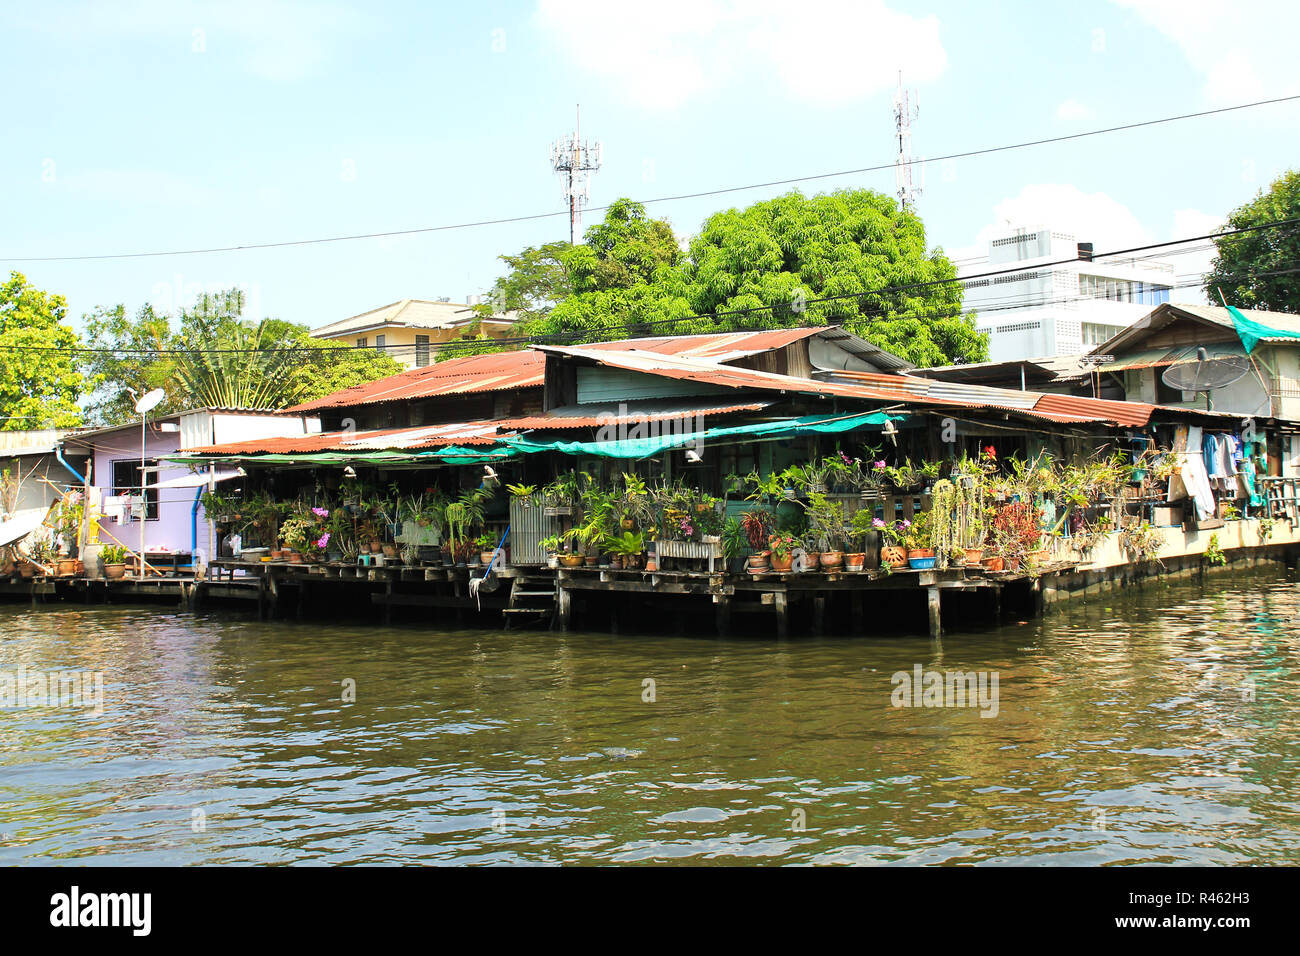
927, 586, 942, 639
850, 592, 864, 634
715, 595, 732, 637
812, 594, 826, 635
557, 585, 572, 630
384, 581, 393, 626
773, 591, 789, 639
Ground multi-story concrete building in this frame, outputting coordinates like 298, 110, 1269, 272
955, 227, 1177, 363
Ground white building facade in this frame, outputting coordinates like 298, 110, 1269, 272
956, 227, 1176, 363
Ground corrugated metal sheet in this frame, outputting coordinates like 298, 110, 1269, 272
536, 344, 877, 398
287, 350, 546, 411
498, 401, 769, 430
185, 420, 516, 456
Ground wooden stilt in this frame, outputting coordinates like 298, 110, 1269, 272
850, 592, 864, 634
773, 591, 789, 639
812, 594, 825, 635
927, 586, 942, 639
715, 595, 732, 637
557, 586, 572, 630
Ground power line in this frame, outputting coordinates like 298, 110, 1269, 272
4, 93, 1299, 264
2, 218, 1295, 359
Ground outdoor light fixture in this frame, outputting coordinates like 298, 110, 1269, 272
343, 466, 357, 478
236, 467, 247, 477
684, 449, 703, 463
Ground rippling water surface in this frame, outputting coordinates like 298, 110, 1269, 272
2, 567, 1298, 865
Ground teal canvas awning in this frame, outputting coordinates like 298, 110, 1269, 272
168, 411, 904, 466
500, 410, 904, 459
1229, 304, 1300, 353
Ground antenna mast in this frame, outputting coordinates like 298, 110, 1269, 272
893, 72, 922, 212
550, 105, 603, 245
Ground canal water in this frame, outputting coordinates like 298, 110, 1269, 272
2, 567, 1298, 865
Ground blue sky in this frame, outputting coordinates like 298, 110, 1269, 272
2, 0, 1298, 332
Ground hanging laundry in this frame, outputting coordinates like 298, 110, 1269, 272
1202, 431, 1220, 478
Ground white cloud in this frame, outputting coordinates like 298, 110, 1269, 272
534, 0, 947, 109
1055, 99, 1094, 121
1109, 1, 1300, 103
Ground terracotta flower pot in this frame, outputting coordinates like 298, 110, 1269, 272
881, 545, 908, 568
820, 551, 843, 569
770, 553, 794, 572
287, 552, 303, 564
369, 540, 382, 554
907, 548, 934, 560
964, 548, 985, 565
382, 544, 397, 558
58, 559, 78, 576
982, 556, 1004, 572
844, 553, 866, 572
803, 551, 822, 571
560, 554, 584, 568
747, 552, 770, 571
480, 551, 496, 565
583, 555, 599, 567
104, 563, 126, 580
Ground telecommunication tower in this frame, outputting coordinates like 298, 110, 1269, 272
893, 73, 923, 212
550, 105, 603, 245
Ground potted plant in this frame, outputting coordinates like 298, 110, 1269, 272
878, 518, 910, 568
904, 512, 935, 570
607, 530, 645, 570
721, 517, 749, 574
802, 535, 823, 572
806, 493, 845, 570
740, 509, 774, 569
768, 533, 798, 572
474, 532, 498, 566
101, 545, 128, 580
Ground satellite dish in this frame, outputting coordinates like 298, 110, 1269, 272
133, 388, 166, 414
1161, 349, 1251, 392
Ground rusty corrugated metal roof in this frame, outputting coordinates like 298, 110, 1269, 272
498, 400, 770, 430
287, 350, 546, 412
535, 343, 876, 398
186, 420, 515, 456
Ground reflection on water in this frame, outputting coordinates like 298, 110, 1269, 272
1, 567, 1298, 865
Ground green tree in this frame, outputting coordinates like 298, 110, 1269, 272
0, 272, 89, 430
1206, 170, 1300, 313
517, 199, 690, 340
678, 189, 985, 366
476, 240, 573, 323
481, 191, 984, 366
83, 302, 177, 424
81, 288, 402, 421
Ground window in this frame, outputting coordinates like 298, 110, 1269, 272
356, 337, 368, 348
112, 459, 159, 521
375, 334, 386, 351
1155, 371, 1189, 405
415, 334, 430, 367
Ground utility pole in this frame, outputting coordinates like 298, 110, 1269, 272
551, 105, 602, 245
893, 72, 922, 213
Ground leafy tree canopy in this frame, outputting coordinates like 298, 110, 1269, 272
82, 288, 402, 424
1206, 170, 1300, 313
0, 272, 90, 430
489, 190, 985, 367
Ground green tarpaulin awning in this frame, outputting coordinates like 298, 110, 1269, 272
499, 410, 903, 459
168, 411, 905, 467
1228, 304, 1300, 353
